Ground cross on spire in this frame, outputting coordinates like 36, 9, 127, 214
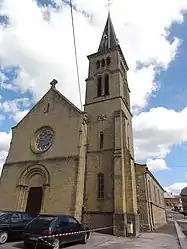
107, 0, 112, 14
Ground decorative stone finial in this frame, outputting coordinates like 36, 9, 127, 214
97, 114, 107, 121
50, 79, 58, 88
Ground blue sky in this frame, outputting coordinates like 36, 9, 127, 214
145, 14, 187, 190
1, 0, 187, 194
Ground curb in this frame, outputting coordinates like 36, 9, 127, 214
175, 221, 187, 249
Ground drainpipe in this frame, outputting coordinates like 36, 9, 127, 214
144, 171, 150, 231
144, 170, 154, 231
81, 122, 88, 224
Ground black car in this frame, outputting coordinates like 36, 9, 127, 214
0, 211, 33, 244
23, 214, 90, 249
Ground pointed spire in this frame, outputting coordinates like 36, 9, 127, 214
98, 14, 119, 53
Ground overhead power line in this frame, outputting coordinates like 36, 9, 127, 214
69, 0, 83, 110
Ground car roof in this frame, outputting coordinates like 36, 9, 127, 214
38, 214, 76, 219
0, 210, 30, 214
1, 210, 22, 213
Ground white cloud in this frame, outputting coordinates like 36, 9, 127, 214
0, 131, 12, 152
0, 71, 7, 83
0, 98, 31, 121
0, 0, 186, 109
164, 182, 187, 195
0, 0, 187, 176
0, 150, 8, 175
0, 131, 11, 174
133, 107, 187, 162
146, 158, 170, 171
13, 110, 29, 122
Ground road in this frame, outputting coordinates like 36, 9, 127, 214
0, 234, 126, 249
0, 234, 123, 249
166, 210, 184, 220
2, 231, 180, 249
2, 211, 184, 249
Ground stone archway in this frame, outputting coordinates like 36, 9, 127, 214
16, 164, 50, 214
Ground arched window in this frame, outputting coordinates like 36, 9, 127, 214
97, 173, 104, 199
106, 57, 111, 66
101, 58, 105, 67
100, 132, 104, 149
96, 60, 100, 69
104, 74, 109, 95
97, 76, 102, 97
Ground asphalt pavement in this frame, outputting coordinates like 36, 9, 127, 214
2, 211, 184, 249
2, 231, 180, 249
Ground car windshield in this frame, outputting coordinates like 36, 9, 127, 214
0, 212, 9, 221
28, 216, 56, 229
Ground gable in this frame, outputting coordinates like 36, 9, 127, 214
14, 86, 82, 129
6, 86, 85, 163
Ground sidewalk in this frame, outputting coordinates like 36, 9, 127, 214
153, 220, 178, 236
92, 221, 180, 249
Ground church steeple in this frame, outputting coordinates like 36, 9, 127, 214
98, 13, 119, 53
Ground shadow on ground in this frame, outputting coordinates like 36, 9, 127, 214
11, 241, 80, 249
12, 242, 23, 249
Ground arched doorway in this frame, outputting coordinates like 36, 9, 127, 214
26, 187, 43, 217
16, 164, 50, 213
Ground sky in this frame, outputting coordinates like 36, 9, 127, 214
1, 0, 187, 195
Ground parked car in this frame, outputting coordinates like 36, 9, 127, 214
0, 211, 33, 244
23, 214, 90, 249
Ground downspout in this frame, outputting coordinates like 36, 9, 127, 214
144, 171, 150, 231
81, 122, 88, 224
145, 170, 154, 231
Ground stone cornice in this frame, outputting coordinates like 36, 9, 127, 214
84, 96, 132, 117
4, 155, 79, 166
113, 110, 123, 117
87, 148, 114, 154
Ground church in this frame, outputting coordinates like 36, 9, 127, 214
0, 14, 140, 236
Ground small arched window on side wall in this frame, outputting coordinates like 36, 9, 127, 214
100, 132, 104, 149
101, 59, 105, 67
104, 74, 109, 96
97, 173, 104, 199
106, 57, 111, 66
97, 76, 102, 97
96, 60, 100, 69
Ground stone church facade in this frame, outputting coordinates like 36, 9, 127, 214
0, 14, 139, 236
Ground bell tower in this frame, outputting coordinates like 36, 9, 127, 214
84, 13, 139, 236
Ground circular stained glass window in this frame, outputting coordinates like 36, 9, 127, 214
35, 129, 54, 152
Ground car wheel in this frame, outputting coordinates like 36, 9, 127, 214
81, 233, 89, 244
0, 231, 8, 244
51, 238, 60, 249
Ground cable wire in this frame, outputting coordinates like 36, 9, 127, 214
69, 1, 89, 223
69, 0, 83, 110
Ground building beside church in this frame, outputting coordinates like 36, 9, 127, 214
180, 187, 187, 214
135, 163, 166, 231
0, 14, 139, 236
164, 192, 182, 211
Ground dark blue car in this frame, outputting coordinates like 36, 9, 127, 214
23, 214, 90, 249
0, 211, 33, 244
